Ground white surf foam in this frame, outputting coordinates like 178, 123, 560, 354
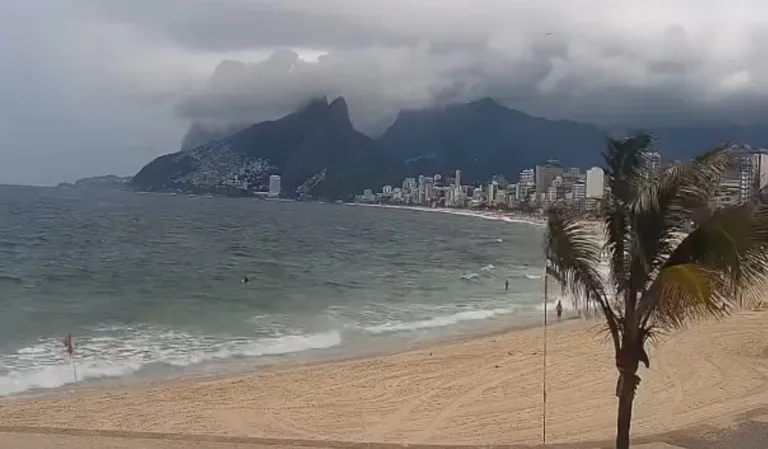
363, 308, 515, 334
0, 327, 341, 396
461, 264, 497, 281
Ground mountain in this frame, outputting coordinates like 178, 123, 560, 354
135, 94, 768, 200
378, 98, 607, 183
132, 97, 402, 200
180, 122, 248, 150
378, 98, 768, 181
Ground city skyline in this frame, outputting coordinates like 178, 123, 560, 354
356, 145, 768, 212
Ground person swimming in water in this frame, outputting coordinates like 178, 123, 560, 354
242, 277, 250, 284
556, 300, 563, 320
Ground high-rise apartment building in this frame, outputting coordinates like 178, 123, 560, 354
573, 181, 586, 201
737, 152, 768, 202
519, 168, 534, 186
535, 160, 563, 193
585, 167, 605, 199
712, 149, 768, 207
403, 177, 416, 194
487, 182, 497, 205
424, 177, 435, 201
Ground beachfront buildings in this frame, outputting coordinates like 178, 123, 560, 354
534, 161, 563, 194
354, 144, 768, 213
712, 149, 768, 207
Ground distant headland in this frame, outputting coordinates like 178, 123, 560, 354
58, 175, 133, 190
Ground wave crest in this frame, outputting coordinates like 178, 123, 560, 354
363, 308, 515, 334
0, 328, 341, 396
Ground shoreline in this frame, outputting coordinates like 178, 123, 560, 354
2, 311, 768, 446
345, 202, 548, 227
0, 199, 574, 399
2, 315, 583, 404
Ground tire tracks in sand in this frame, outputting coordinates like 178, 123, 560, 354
366, 360, 538, 442
656, 336, 685, 407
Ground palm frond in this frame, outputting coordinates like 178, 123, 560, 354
628, 163, 687, 293
601, 133, 652, 300
545, 206, 604, 296
638, 202, 768, 328
601, 133, 653, 204
674, 145, 737, 219
545, 206, 620, 352
648, 264, 726, 329
628, 146, 738, 294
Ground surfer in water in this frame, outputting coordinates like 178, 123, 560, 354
505, 280, 509, 291
556, 300, 563, 321
242, 277, 250, 284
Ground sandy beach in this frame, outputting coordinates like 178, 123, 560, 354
2, 311, 768, 447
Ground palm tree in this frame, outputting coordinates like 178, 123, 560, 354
544, 134, 768, 449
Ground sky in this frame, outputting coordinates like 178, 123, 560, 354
2, 0, 768, 185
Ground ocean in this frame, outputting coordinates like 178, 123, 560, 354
0, 185, 549, 396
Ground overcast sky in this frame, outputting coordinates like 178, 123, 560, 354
2, 0, 768, 185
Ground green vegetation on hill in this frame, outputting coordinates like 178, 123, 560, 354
132, 97, 402, 200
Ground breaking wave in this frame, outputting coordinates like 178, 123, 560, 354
363, 308, 516, 334
0, 327, 341, 396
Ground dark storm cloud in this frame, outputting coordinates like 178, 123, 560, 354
79, 0, 424, 51
3, 0, 768, 184
126, 0, 768, 131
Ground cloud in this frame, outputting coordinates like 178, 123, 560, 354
88, 0, 768, 130
2, 0, 768, 183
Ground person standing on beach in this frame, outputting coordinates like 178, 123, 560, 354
556, 300, 563, 320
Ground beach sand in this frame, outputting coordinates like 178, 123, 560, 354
2, 312, 768, 447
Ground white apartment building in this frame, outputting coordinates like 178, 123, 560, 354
573, 181, 586, 201
494, 189, 507, 207
487, 182, 497, 205
586, 167, 605, 199
519, 169, 535, 186
738, 153, 768, 202
403, 177, 416, 194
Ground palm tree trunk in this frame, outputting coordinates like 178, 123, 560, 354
615, 371, 639, 449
